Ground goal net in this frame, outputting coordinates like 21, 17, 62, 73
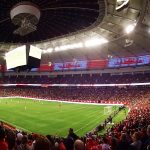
104, 106, 113, 115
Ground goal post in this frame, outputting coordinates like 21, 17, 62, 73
104, 106, 113, 115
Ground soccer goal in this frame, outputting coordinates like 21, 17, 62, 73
104, 106, 113, 115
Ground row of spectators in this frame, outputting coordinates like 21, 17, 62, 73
1, 123, 150, 150
0, 85, 150, 150
0, 86, 149, 108
0, 73, 150, 84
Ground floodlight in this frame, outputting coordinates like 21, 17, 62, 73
125, 24, 136, 34
42, 50, 47, 54
54, 42, 83, 52
47, 48, 53, 53
71, 43, 83, 49
84, 38, 108, 47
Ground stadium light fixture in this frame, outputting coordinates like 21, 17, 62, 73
84, 38, 108, 47
125, 24, 136, 34
116, 0, 130, 10
42, 48, 53, 53
42, 50, 47, 54
54, 42, 83, 52
47, 48, 53, 53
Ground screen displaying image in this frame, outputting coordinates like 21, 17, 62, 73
6, 45, 27, 70
29, 45, 42, 59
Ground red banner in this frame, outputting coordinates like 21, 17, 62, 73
88, 60, 108, 69
39, 64, 53, 71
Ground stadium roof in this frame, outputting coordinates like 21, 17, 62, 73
0, 0, 150, 63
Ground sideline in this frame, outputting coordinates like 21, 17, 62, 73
0, 96, 124, 106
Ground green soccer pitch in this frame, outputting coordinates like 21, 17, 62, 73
0, 98, 127, 136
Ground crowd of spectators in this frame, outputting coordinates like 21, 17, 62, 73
0, 86, 149, 108
0, 73, 150, 150
0, 73, 150, 84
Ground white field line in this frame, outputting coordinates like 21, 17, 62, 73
74, 112, 106, 133
0, 96, 124, 106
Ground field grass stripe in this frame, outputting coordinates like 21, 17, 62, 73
55, 107, 105, 135
58, 105, 104, 124
58, 106, 103, 122
74, 113, 106, 133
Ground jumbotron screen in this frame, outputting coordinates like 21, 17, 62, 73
6, 45, 42, 71
6, 45, 27, 70
29, 45, 42, 59
27, 45, 42, 68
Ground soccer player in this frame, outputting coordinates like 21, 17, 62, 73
58, 101, 63, 109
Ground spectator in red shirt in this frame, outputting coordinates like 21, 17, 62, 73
0, 127, 8, 150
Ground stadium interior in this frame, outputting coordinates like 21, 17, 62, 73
0, 0, 150, 150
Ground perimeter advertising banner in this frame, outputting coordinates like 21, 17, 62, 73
136, 55, 150, 65
108, 58, 121, 68
39, 64, 53, 71
121, 57, 137, 67
108, 55, 150, 68
1, 54, 150, 72
54, 60, 88, 71
88, 60, 108, 69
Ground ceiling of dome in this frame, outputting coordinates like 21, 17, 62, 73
0, 0, 105, 43
40, 0, 150, 63
0, 0, 150, 64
